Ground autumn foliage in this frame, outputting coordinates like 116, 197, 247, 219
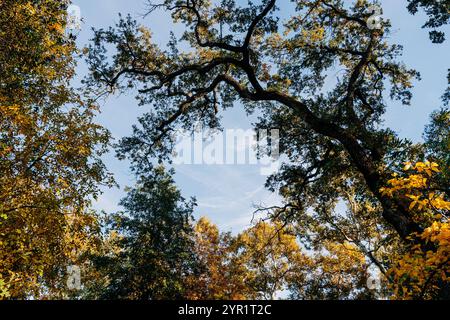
1, 0, 449, 300
0, 0, 112, 298
382, 162, 450, 299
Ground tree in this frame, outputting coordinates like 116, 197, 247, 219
185, 217, 249, 300
189, 217, 376, 300
289, 241, 375, 300
83, 167, 199, 300
82, 0, 449, 298
424, 107, 450, 192
186, 218, 307, 300
406, 0, 450, 43
382, 161, 449, 299
0, 0, 112, 299
84, 0, 425, 241
234, 221, 307, 300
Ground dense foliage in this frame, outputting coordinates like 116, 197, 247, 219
81, 167, 199, 299
1, 0, 448, 300
0, 0, 112, 298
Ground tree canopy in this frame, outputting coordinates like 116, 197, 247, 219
1, 0, 449, 300
82, 167, 199, 299
406, 0, 450, 43
0, 0, 113, 298
83, 0, 449, 299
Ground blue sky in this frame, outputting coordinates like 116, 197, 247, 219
72, 0, 449, 232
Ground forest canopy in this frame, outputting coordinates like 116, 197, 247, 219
0, 0, 449, 300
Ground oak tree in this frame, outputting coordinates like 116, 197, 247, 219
83, 0, 449, 299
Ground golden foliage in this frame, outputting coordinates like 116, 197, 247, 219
383, 162, 449, 299
0, 0, 111, 299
